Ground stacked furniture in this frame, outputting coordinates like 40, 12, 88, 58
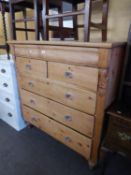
9, 40, 125, 167
0, 55, 26, 131
9, 0, 109, 41
0, 0, 10, 58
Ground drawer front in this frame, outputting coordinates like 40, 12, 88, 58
41, 46, 99, 67
16, 57, 47, 79
20, 76, 96, 114
21, 90, 94, 137
48, 62, 99, 91
23, 105, 92, 159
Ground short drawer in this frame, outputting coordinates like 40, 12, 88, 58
41, 46, 99, 67
20, 76, 96, 114
48, 62, 99, 91
23, 105, 92, 159
16, 57, 47, 79
21, 89, 94, 137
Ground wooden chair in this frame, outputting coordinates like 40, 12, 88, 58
9, 0, 41, 40
42, 0, 109, 41
0, 0, 10, 59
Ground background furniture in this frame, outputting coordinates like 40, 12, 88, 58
0, 55, 26, 131
9, 0, 109, 41
103, 106, 131, 157
0, 0, 10, 59
117, 24, 131, 114
9, 40, 125, 167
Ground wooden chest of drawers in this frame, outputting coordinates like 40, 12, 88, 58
9, 41, 125, 167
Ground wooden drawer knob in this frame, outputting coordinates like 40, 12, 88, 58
64, 71, 73, 79
1, 69, 6, 73
3, 83, 8, 87
31, 117, 37, 122
28, 81, 34, 87
30, 99, 36, 105
64, 115, 72, 121
64, 136, 72, 143
25, 64, 32, 70
65, 93, 73, 100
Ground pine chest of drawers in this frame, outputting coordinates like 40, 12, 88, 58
9, 41, 125, 167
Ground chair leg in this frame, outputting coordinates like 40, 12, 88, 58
102, 0, 109, 41
84, 0, 91, 42
22, 9, 28, 40
34, 0, 40, 40
9, 2, 16, 40
72, 3, 78, 40
42, 0, 49, 40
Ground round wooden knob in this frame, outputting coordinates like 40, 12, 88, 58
64, 115, 72, 121
64, 136, 72, 143
64, 71, 73, 79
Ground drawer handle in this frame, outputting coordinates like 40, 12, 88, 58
30, 99, 35, 105
3, 83, 8, 87
5, 98, 10, 102
64, 115, 72, 121
25, 64, 32, 70
31, 117, 37, 122
64, 136, 72, 143
64, 71, 73, 79
118, 132, 131, 141
8, 113, 13, 117
1, 69, 6, 73
28, 81, 34, 87
65, 93, 73, 100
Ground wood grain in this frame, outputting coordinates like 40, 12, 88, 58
21, 89, 94, 137
48, 62, 99, 92
23, 105, 92, 159
16, 57, 47, 79
19, 75, 97, 114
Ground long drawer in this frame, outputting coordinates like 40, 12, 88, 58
21, 89, 94, 137
14, 45, 99, 67
23, 105, 92, 159
20, 75, 96, 114
16, 57, 47, 79
48, 62, 98, 92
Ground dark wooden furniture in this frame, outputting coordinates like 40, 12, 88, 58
9, 0, 109, 41
9, 0, 41, 40
0, 0, 10, 59
42, 0, 109, 41
117, 24, 131, 113
103, 106, 131, 157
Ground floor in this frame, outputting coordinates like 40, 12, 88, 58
0, 119, 131, 175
